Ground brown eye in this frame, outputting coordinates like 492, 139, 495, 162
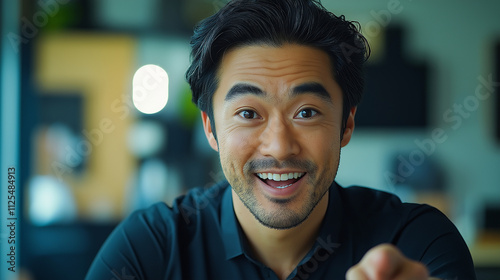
238, 110, 259, 119
296, 108, 318, 119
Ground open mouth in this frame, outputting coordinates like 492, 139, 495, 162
256, 172, 305, 189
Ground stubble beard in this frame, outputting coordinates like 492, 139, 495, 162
227, 155, 339, 230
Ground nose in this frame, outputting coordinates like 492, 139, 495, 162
258, 116, 300, 160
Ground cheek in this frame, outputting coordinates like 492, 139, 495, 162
218, 128, 259, 168
300, 126, 341, 165
311, 139, 339, 162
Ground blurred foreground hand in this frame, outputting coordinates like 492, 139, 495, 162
346, 244, 441, 280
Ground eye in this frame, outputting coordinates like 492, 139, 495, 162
296, 108, 318, 119
238, 109, 260, 119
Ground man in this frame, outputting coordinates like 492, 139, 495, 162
86, 0, 476, 279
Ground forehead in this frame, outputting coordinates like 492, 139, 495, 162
215, 44, 339, 100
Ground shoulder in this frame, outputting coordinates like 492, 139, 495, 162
131, 179, 230, 230
334, 184, 475, 279
115, 180, 229, 245
337, 184, 454, 227
333, 184, 446, 250
171, 180, 229, 222
338, 185, 401, 206
337, 185, 411, 219
336, 184, 449, 229
86, 181, 231, 279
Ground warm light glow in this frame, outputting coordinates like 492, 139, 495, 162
132, 64, 169, 114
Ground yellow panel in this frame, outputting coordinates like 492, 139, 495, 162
34, 33, 137, 220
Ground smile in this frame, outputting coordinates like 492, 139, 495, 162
256, 172, 305, 189
256, 172, 305, 181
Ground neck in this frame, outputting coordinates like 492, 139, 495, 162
232, 190, 329, 280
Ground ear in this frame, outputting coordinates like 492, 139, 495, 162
201, 111, 219, 152
341, 107, 357, 147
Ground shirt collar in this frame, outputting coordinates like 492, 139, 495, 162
220, 181, 344, 260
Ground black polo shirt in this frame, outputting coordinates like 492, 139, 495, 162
86, 180, 476, 280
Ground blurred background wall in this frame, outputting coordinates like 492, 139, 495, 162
0, 0, 499, 279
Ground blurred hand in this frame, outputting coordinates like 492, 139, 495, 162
346, 244, 440, 280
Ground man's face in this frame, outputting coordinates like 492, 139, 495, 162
203, 44, 355, 229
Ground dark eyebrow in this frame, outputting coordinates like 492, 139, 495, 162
224, 82, 333, 103
224, 83, 265, 101
291, 82, 332, 103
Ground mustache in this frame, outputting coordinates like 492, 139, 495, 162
245, 158, 317, 174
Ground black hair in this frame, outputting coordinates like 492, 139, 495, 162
186, 0, 370, 140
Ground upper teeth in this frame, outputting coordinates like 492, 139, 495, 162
257, 172, 304, 181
